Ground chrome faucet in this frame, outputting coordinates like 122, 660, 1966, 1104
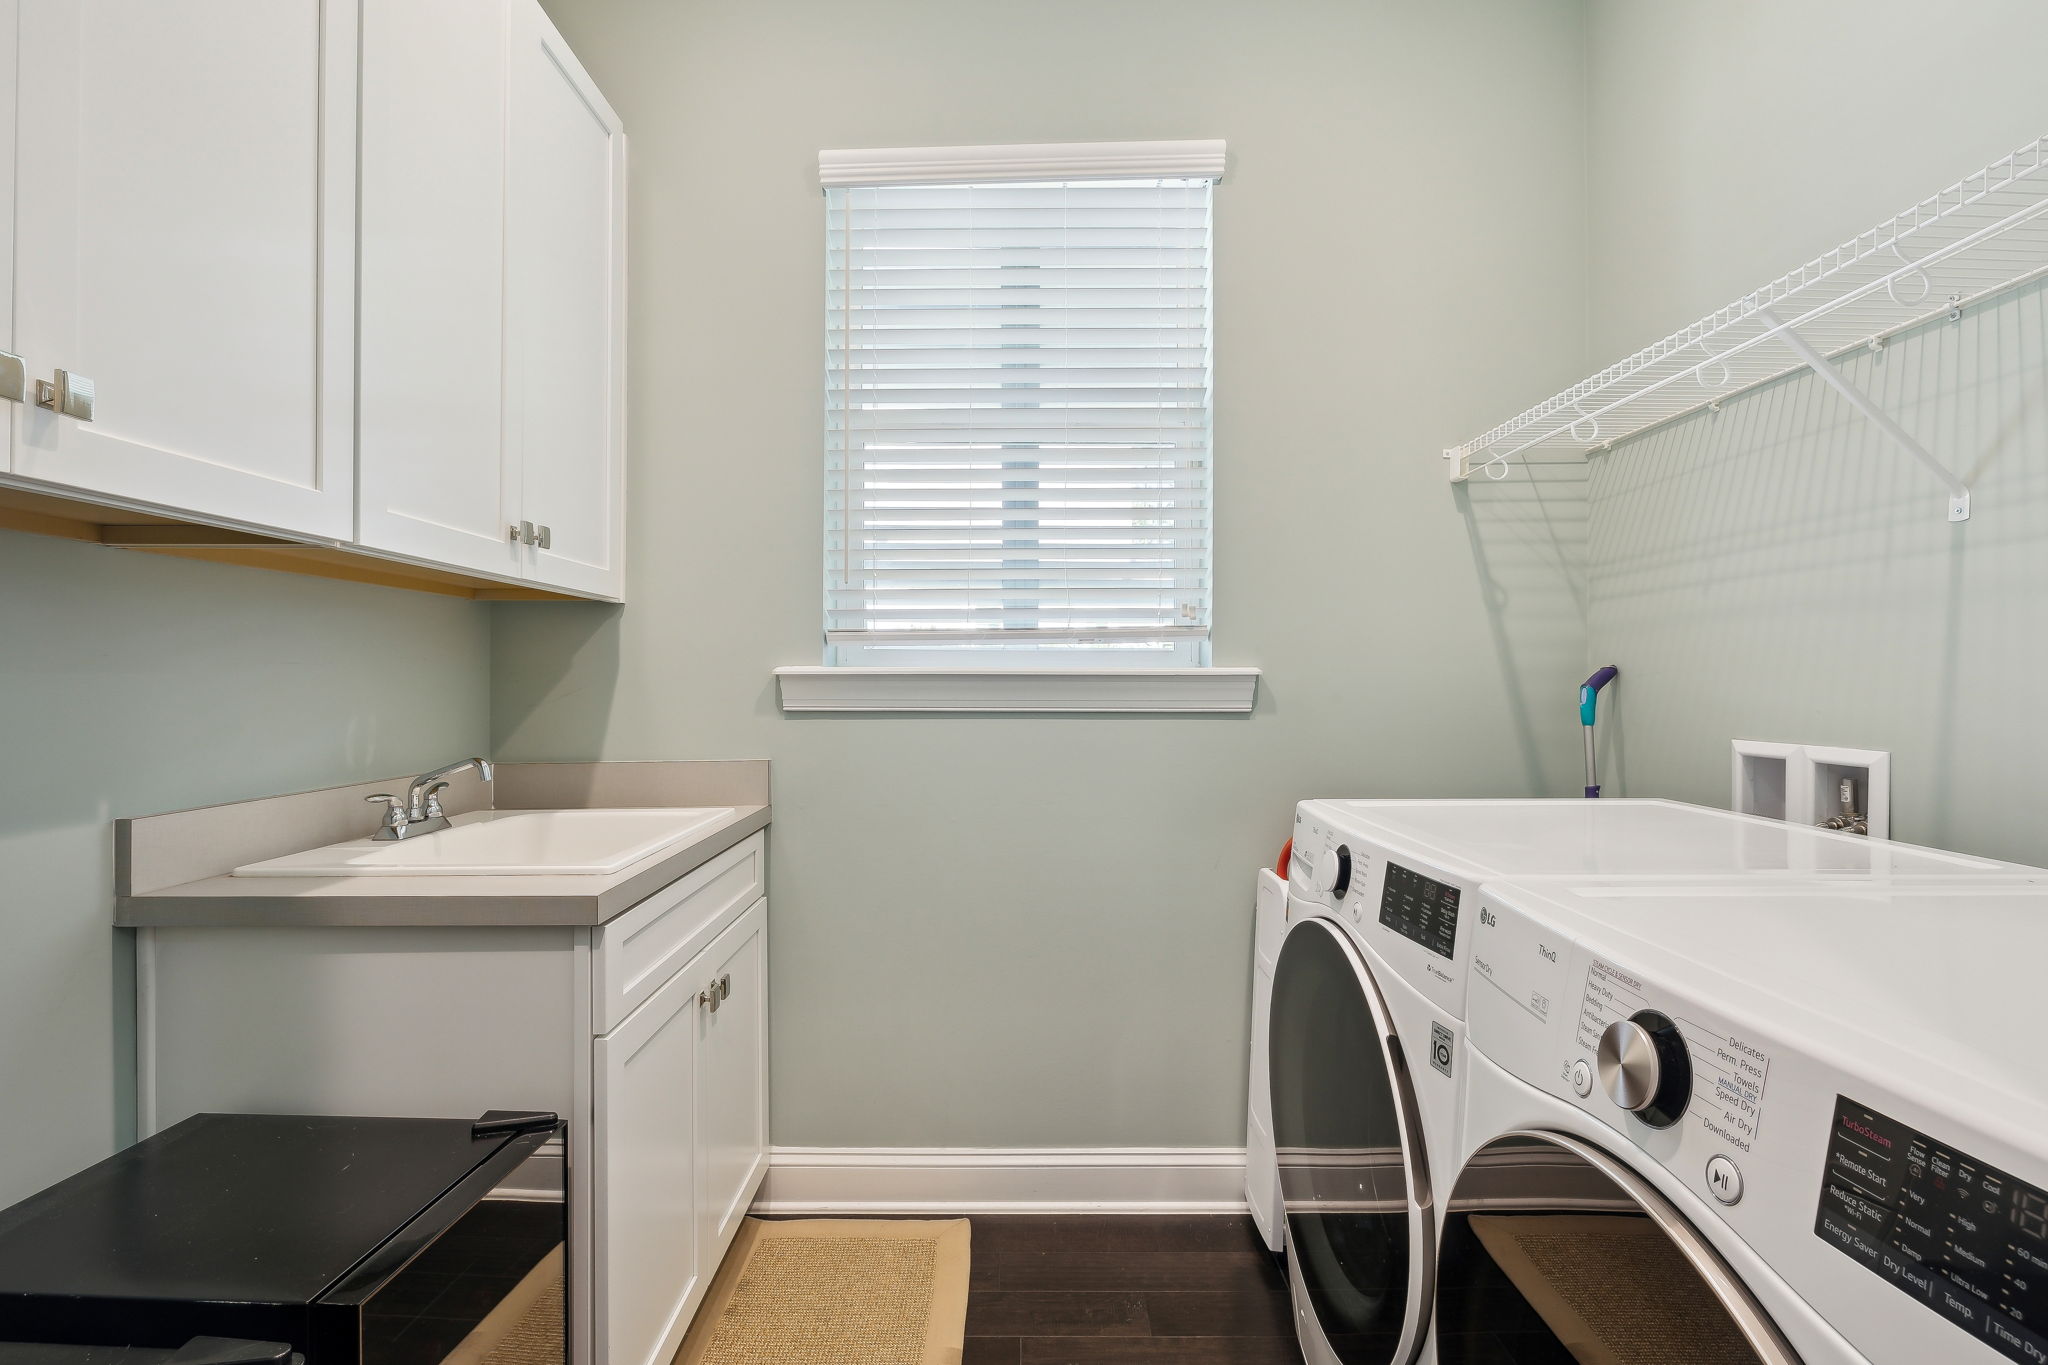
365, 757, 495, 841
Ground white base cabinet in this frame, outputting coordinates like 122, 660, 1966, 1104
138, 834, 770, 1365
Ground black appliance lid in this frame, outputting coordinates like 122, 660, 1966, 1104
0, 1114, 533, 1306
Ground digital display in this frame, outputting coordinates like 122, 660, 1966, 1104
1378, 862, 1459, 960
1815, 1096, 2048, 1364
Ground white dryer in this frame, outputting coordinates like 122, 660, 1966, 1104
1270, 798, 2028, 1365
1445, 877, 2048, 1365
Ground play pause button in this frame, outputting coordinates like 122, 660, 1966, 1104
1706, 1154, 1744, 1205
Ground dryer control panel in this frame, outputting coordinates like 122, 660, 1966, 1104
1466, 891, 1779, 1160
1816, 1096, 2048, 1365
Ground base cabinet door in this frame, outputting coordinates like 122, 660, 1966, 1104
12, 0, 356, 537
594, 962, 702, 1365
506, 0, 626, 598
695, 898, 769, 1265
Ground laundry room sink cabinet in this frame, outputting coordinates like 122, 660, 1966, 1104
134, 831, 772, 1365
593, 880, 768, 1365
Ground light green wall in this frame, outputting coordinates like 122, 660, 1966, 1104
1582, 0, 2048, 864
0, 531, 491, 1205
499, 0, 1594, 1147
1588, 0, 2048, 359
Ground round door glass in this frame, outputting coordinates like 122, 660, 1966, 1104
1269, 919, 1419, 1364
1435, 1134, 1787, 1365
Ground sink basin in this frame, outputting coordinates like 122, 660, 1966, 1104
231, 808, 738, 877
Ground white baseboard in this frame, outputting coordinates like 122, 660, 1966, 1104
752, 1147, 1251, 1215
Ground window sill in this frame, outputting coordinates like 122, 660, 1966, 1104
773, 666, 1260, 714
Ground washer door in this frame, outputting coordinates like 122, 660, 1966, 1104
1269, 916, 1433, 1365
1434, 1131, 1801, 1364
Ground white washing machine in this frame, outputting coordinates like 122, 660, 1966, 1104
1446, 877, 2048, 1365
1270, 798, 2032, 1365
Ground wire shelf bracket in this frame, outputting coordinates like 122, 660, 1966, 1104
1759, 308, 1969, 522
1444, 133, 2048, 520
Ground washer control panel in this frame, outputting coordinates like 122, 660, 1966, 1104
1378, 862, 1459, 959
1816, 1096, 2048, 1364
1289, 803, 1467, 1017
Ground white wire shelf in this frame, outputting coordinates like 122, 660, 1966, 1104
1446, 133, 2048, 519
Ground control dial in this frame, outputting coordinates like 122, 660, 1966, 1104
1596, 1009, 1692, 1129
1311, 844, 1353, 899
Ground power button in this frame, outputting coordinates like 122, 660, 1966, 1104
1570, 1059, 1593, 1097
1705, 1155, 1743, 1205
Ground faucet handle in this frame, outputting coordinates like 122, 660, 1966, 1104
420, 780, 453, 819
365, 793, 408, 829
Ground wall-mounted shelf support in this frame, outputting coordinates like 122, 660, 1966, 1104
1759, 309, 1970, 522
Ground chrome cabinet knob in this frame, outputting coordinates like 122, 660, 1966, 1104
36, 368, 93, 421
1597, 1009, 1692, 1129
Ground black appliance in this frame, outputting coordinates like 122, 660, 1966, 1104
0, 1112, 565, 1365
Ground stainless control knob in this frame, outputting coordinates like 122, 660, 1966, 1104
1311, 845, 1353, 899
1596, 1009, 1692, 1129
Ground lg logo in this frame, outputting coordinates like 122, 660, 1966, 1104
1479, 907, 1497, 927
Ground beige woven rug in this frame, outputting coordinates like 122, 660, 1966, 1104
1470, 1215, 1760, 1365
442, 1243, 565, 1365
674, 1218, 971, 1365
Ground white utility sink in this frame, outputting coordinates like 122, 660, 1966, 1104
231, 808, 737, 877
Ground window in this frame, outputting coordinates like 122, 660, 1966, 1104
820, 141, 1223, 670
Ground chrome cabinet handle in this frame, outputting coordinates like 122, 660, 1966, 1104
700, 986, 720, 1013
0, 352, 24, 404
719, 974, 731, 1001
508, 520, 536, 545
535, 524, 552, 550
36, 368, 93, 421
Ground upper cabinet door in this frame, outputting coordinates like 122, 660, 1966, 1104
0, 0, 16, 473
507, 0, 627, 599
12, 0, 357, 538
356, 0, 520, 578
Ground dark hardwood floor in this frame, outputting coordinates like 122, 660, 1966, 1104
961, 1214, 1301, 1365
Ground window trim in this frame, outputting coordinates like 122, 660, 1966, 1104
819, 139, 1226, 188
774, 666, 1260, 714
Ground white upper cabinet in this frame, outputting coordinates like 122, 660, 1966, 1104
11, 0, 357, 538
0, 0, 624, 598
507, 0, 627, 598
0, 1, 15, 474
358, 0, 627, 597
355, 0, 520, 579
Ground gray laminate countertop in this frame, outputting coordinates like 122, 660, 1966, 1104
116, 803, 767, 928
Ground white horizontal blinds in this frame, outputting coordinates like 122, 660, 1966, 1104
825, 174, 1214, 665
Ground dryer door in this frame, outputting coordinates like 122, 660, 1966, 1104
1434, 1131, 1800, 1364
1269, 916, 1432, 1365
